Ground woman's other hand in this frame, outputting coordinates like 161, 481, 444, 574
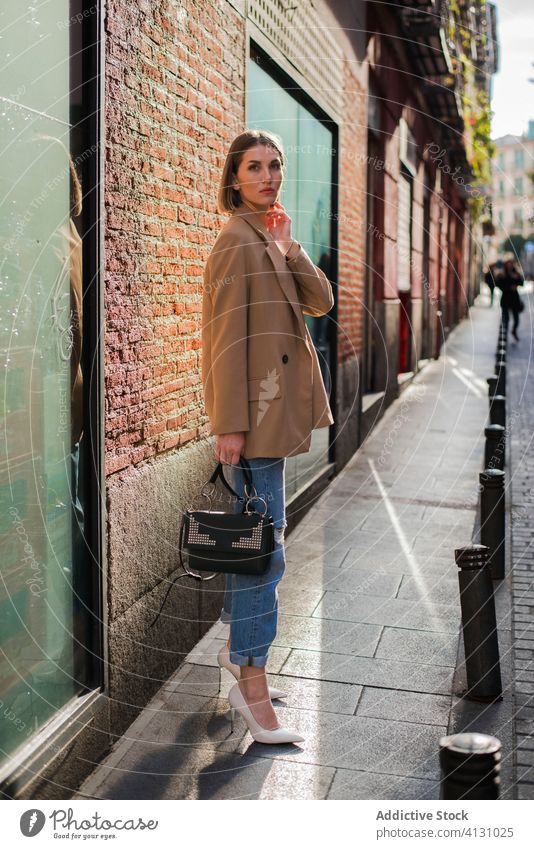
215, 432, 246, 465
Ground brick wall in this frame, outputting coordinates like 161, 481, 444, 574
337, 57, 368, 363
104, 0, 373, 478
104, 0, 246, 476
103, 0, 471, 480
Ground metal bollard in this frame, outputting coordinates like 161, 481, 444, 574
496, 347, 506, 363
487, 376, 498, 399
455, 545, 502, 700
494, 359, 506, 395
439, 732, 501, 799
480, 469, 505, 580
484, 424, 505, 471
489, 394, 506, 428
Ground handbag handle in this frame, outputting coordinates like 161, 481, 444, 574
206, 456, 254, 504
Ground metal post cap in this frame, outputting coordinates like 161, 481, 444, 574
484, 424, 505, 436
439, 732, 501, 757
480, 468, 505, 487
454, 544, 489, 569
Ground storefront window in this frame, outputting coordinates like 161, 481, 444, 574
247, 53, 335, 495
0, 1, 93, 765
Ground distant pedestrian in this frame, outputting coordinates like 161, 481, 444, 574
484, 263, 501, 307
496, 259, 524, 340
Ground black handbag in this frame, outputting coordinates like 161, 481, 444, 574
150, 457, 274, 627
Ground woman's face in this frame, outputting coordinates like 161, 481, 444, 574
232, 144, 283, 210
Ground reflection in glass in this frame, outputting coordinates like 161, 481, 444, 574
0, 0, 88, 764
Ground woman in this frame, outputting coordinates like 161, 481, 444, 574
497, 258, 524, 340
201, 129, 335, 743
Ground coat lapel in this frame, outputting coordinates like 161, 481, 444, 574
263, 240, 308, 339
230, 202, 307, 339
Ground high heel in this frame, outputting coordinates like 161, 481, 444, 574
228, 683, 304, 744
217, 644, 287, 700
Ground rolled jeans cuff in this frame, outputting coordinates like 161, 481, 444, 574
229, 650, 268, 668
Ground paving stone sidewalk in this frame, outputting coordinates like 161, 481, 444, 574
506, 284, 534, 799
75, 298, 505, 801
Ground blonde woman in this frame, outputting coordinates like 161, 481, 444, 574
201, 129, 334, 744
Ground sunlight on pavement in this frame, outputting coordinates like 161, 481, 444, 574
367, 458, 435, 620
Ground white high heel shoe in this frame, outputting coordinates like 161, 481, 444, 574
228, 682, 305, 744
217, 644, 287, 700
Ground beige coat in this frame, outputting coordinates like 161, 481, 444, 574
201, 201, 335, 459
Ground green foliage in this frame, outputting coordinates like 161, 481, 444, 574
468, 195, 487, 221
449, 0, 493, 221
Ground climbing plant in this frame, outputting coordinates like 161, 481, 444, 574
449, 0, 495, 220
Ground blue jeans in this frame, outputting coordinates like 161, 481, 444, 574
220, 457, 287, 667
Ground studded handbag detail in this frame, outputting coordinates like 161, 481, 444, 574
150, 457, 274, 627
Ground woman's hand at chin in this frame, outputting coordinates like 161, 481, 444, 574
265, 201, 293, 251
215, 432, 246, 465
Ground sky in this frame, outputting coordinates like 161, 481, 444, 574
491, 0, 534, 139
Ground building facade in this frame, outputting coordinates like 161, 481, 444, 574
491, 123, 534, 262
0, 0, 497, 797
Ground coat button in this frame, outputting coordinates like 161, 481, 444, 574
282, 354, 288, 363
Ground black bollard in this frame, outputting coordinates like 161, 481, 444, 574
494, 359, 506, 395
496, 347, 506, 363
455, 545, 502, 700
480, 469, 505, 580
487, 376, 498, 399
489, 394, 506, 428
439, 732, 501, 799
484, 424, 505, 471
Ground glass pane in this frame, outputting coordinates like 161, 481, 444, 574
247, 59, 334, 496
0, 0, 87, 762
